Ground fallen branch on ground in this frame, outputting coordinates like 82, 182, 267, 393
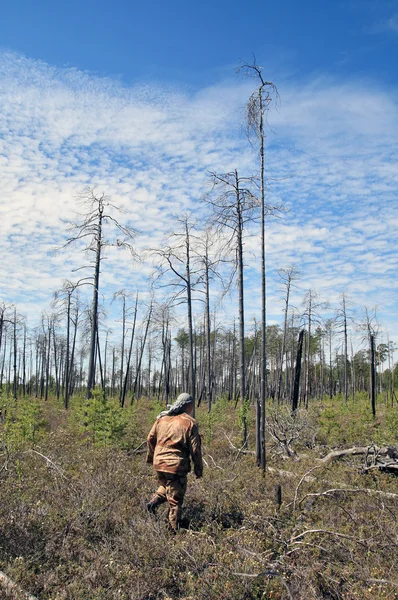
366, 578, 398, 588
27, 449, 68, 480
223, 431, 255, 456
131, 440, 147, 454
205, 453, 224, 470
299, 487, 398, 507
290, 528, 363, 544
232, 570, 294, 599
317, 445, 396, 466
267, 466, 398, 504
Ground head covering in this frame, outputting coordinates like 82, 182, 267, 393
156, 392, 193, 419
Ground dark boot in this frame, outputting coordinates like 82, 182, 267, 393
147, 494, 165, 515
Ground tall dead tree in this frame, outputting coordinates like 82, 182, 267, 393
53, 281, 81, 408
324, 318, 336, 399
292, 329, 304, 413
276, 266, 299, 402
301, 290, 327, 408
207, 170, 257, 447
13, 307, 18, 400
120, 293, 138, 407
240, 60, 279, 469
194, 227, 223, 412
362, 307, 379, 418
0, 304, 13, 378
62, 188, 136, 400
132, 302, 153, 401
335, 293, 354, 404
116, 292, 127, 404
151, 215, 199, 414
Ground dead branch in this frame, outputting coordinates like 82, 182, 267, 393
205, 453, 224, 470
317, 445, 391, 465
223, 431, 255, 456
290, 528, 360, 544
267, 467, 398, 504
131, 440, 147, 454
298, 487, 398, 506
27, 449, 68, 480
232, 569, 295, 599
0, 570, 39, 600
224, 475, 239, 484
366, 578, 398, 588
293, 464, 324, 512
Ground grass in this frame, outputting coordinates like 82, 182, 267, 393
0, 391, 397, 599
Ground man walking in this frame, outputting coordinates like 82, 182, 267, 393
146, 392, 203, 531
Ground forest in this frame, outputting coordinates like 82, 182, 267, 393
1, 63, 397, 600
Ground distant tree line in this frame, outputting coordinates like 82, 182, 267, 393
0, 294, 396, 412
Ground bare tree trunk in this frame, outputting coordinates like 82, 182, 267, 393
370, 334, 376, 418
276, 267, 298, 403
304, 294, 312, 409
184, 221, 196, 416
342, 294, 349, 404
64, 292, 71, 408
132, 303, 152, 401
22, 323, 26, 396
233, 170, 248, 447
258, 95, 267, 471
45, 318, 51, 402
111, 347, 116, 398
87, 207, 103, 399
103, 331, 108, 398
68, 304, 79, 399
13, 308, 18, 400
0, 328, 6, 390
292, 329, 304, 414
52, 322, 60, 400
96, 333, 105, 393
205, 258, 212, 412
119, 294, 126, 405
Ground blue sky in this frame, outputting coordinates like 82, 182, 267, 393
0, 0, 397, 351
2, 0, 398, 86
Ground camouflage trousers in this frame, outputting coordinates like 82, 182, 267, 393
149, 471, 187, 531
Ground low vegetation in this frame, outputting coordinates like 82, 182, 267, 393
0, 391, 397, 599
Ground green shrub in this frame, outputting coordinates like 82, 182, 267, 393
75, 388, 128, 447
204, 395, 231, 445
1, 395, 47, 449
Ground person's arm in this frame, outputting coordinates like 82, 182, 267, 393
189, 423, 203, 478
146, 421, 157, 464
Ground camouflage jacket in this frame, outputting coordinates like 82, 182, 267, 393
146, 413, 203, 477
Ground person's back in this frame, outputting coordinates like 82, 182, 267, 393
148, 412, 202, 475
146, 393, 203, 531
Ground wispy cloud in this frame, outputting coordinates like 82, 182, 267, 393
386, 13, 398, 30
367, 10, 398, 33
0, 52, 397, 346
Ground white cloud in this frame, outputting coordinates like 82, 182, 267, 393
0, 52, 397, 348
387, 13, 398, 30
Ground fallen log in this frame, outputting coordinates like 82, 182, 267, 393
316, 445, 398, 475
317, 446, 391, 465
